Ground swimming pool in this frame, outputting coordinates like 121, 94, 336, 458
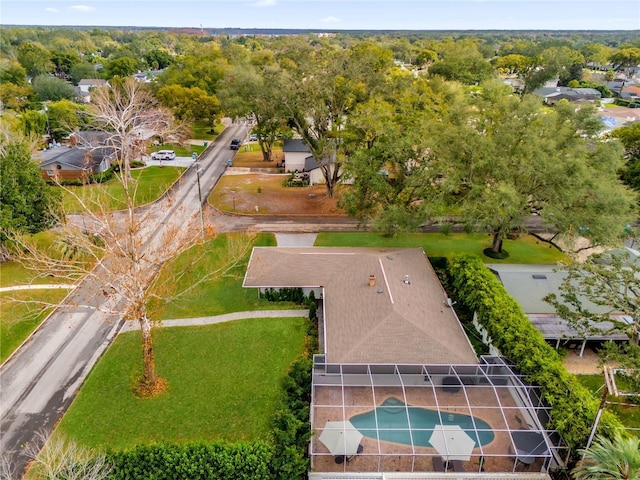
349, 397, 495, 447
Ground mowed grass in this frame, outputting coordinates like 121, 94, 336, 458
192, 120, 224, 140
151, 143, 205, 157
577, 374, 640, 434
58, 316, 307, 449
152, 232, 300, 320
1, 290, 68, 363
61, 166, 184, 213
315, 232, 569, 264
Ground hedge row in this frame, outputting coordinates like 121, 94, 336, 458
615, 98, 640, 108
106, 442, 275, 480
449, 255, 622, 452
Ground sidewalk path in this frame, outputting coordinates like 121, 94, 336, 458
0, 284, 75, 293
119, 309, 309, 333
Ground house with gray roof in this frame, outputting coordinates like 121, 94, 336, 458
282, 139, 332, 186
534, 87, 601, 105
38, 131, 115, 181
75, 79, 109, 103
245, 247, 477, 364
488, 264, 630, 356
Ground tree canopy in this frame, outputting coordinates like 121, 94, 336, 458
0, 134, 62, 240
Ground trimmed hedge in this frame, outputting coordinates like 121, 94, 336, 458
449, 255, 622, 453
106, 441, 275, 480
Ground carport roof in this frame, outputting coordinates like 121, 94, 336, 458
244, 247, 478, 365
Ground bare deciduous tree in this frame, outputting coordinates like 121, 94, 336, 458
23, 430, 112, 480
12, 182, 253, 395
83, 77, 187, 182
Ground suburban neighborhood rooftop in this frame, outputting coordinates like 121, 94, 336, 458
244, 247, 478, 365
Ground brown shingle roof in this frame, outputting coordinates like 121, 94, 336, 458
244, 247, 478, 365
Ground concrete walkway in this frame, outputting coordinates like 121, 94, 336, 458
275, 233, 318, 246
0, 284, 75, 293
119, 309, 309, 333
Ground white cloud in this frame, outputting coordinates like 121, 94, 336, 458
69, 5, 96, 12
45, 7, 59, 13
320, 16, 341, 24
252, 0, 277, 7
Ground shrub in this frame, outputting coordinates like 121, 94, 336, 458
105, 441, 275, 480
448, 255, 622, 453
260, 287, 306, 304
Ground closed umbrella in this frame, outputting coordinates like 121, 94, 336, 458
428, 424, 476, 461
318, 420, 363, 456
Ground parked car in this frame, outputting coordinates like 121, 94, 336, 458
230, 139, 242, 150
249, 134, 258, 142
151, 150, 176, 160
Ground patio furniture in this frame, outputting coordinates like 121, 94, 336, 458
319, 420, 363, 457
451, 460, 465, 472
432, 456, 445, 472
428, 424, 476, 461
511, 429, 547, 465
442, 376, 461, 392
346, 444, 364, 462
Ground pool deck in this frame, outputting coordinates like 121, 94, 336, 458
312, 384, 549, 474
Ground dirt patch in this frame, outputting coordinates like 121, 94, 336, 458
209, 173, 345, 216
562, 348, 603, 375
230, 147, 284, 168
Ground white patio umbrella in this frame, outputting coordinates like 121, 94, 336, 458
428, 424, 476, 461
318, 420, 363, 456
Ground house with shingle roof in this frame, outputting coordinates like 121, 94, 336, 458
75, 78, 109, 103
37, 131, 115, 181
488, 263, 630, 356
244, 247, 558, 477
534, 87, 601, 105
244, 247, 477, 364
282, 139, 333, 186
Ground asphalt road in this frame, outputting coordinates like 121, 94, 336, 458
0, 122, 252, 479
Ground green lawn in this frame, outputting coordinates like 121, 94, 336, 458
151, 143, 205, 157
151, 233, 299, 320
1, 290, 68, 363
58, 317, 307, 449
61, 166, 184, 213
577, 374, 640, 434
315, 232, 569, 264
192, 120, 224, 140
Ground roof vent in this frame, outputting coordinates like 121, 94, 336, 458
532, 274, 547, 280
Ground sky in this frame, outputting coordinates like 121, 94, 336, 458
2, 0, 639, 31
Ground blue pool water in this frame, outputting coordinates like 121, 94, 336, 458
349, 397, 495, 447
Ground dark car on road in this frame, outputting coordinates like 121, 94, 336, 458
230, 138, 242, 150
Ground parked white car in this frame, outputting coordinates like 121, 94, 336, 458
151, 150, 176, 160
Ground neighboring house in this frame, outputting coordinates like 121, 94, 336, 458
244, 247, 558, 478
534, 87, 601, 105
38, 131, 115, 181
488, 264, 630, 357
282, 139, 327, 185
132, 69, 164, 83
75, 78, 109, 103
